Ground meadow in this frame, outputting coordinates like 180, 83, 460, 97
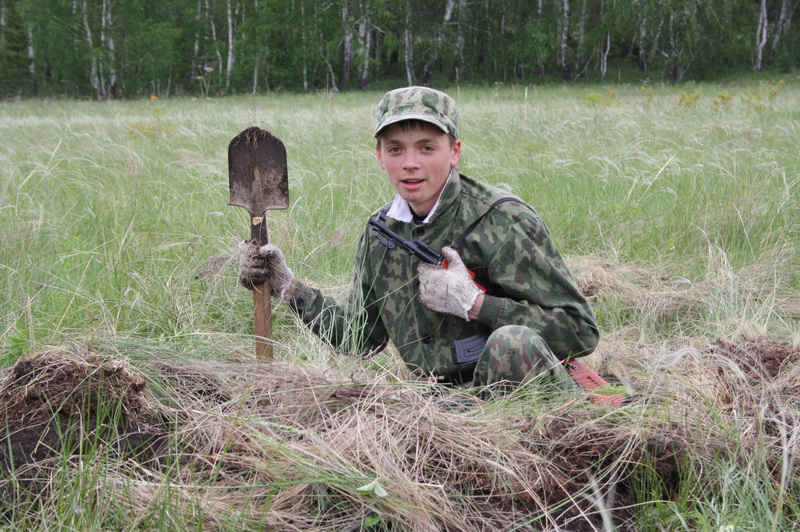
0, 81, 798, 530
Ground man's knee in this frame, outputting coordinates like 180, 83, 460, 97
474, 325, 563, 387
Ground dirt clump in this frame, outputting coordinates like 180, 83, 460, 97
711, 336, 799, 380
0, 352, 165, 477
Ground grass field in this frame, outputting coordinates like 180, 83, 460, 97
1, 80, 798, 530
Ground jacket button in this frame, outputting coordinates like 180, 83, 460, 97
422, 335, 434, 344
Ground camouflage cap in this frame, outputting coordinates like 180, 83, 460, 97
374, 86, 459, 139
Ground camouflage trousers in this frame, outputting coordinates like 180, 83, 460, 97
471, 325, 578, 392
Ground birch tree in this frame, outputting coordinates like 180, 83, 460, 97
403, 0, 413, 85
339, 0, 354, 90
417, 0, 458, 85
100, 0, 116, 97
557, 0, 571, 80
754, 0, 768, 70
356, 7, 371, 89
224, 0, 234, 91
770, 0, 794, 60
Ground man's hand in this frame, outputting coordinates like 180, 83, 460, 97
418, 247, 482, 321
237, 241, 294, 299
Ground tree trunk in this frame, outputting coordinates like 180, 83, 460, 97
601, 31, 610, 78
206, 0, 223, 85
192, 0, 201, 83
81, 0, 105, 100
301, 0, 308, 91
403, 0, 414, 85
638, 15, 648, 70
449, 0, 466, 82
576, 0, 587, 65
225, 0, 235, 92
771, 0, 793, 56
27, 25, 36, 94
420, 0, 456, 85
319, 40, 338, 91
339, 0, 353, 90
558, 0, 571, 81
102, 0, 117, 98
357, 13, 371, 90
754, 0, 768, 71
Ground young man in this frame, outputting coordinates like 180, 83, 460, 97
239, 86, 599, 390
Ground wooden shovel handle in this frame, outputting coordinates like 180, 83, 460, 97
252, 218, 273, 360
253, 281, 273, 359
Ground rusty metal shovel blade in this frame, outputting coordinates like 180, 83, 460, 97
228, 127, 289, 360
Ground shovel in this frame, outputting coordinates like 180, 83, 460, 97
228, 127, 289, 360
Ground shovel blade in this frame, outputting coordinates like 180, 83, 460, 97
228, 127, 289, 217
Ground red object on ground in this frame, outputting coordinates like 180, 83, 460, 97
564, 358, 627, 407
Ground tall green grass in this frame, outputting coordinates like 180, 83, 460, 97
2, 83, 797, 352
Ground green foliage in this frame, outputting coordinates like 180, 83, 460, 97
1, 324, 28, 367
0, 0, 30, 95
583, 89, 619, 107
678, 91, 701, 108
3, 0, 799, 98
356, 478, 389, 498
712, 91, 735, 108
127, 98, 178, 136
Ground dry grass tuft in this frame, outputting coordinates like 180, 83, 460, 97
569, 256, 705, 321
3, 346, 780, 530
2, 255, 797, 528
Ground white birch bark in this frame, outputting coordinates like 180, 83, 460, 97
102, 0, 117, 97
225, 0, 235, 91
558, 0, 570, 80
252, 58, 259, 94
81, 0, 105, 99
192, 0, 201, 78
27, 25, 35, 81
754, 0, 768, 71
403, 0, 413, 85
638, 14, 649, 70
771, 0, 793, 54
206, 0, 223, 81
577, 0, 587, 64
357, 12, 371, 89
340, 0, 354, 90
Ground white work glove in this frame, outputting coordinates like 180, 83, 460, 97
237, 241, 294, 299
418, 247, 482, 321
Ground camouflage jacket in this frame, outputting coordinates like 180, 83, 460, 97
288, 172, 599, 379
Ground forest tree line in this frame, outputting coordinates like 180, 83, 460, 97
0, 0, 797, 99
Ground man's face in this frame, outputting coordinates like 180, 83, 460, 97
376, 122, 461, 218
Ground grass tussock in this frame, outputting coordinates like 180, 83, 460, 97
1, 332, 797, 530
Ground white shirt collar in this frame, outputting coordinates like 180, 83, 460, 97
385, 170, 454, 224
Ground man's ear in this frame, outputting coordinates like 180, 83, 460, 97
450, 139, 462, 167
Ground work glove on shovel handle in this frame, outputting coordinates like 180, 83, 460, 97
418, 247, 482, 321
237, 241, 294, 299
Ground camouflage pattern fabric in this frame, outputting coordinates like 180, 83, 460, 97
374, 86, 459, 139
473, 325, 580, 391
288, 172, 599, 386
